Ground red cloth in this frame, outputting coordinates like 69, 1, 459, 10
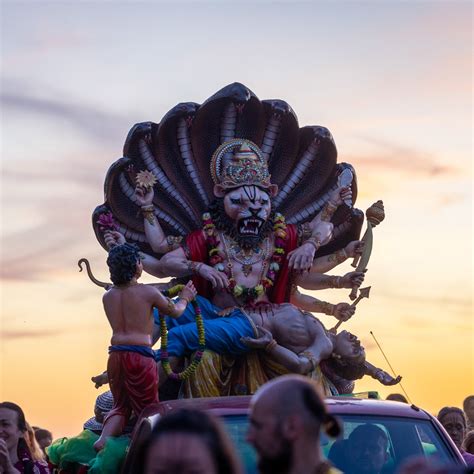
104, 351, 158, 430
185, 224, 299, 303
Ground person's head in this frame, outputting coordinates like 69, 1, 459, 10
386, 393, 408, 403
438, 406, 467, 449
94, 391, 114, 424
247, 374, 341, 474
347, 424, 389, 474
140, 409, 241, 474
324, 330, 367, 381
107, 243, 142, 285
463, 430, 474, 455
463, 395, 474, 423
84, 391, 114, 432
34, 428, 53, 454
0, 402, 28, 455
25, 422, 44, 461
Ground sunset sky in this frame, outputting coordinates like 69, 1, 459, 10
1, 1, 472, 438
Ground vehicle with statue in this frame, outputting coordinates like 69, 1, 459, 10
121, 395, 466, 473
63, 82, 460, 473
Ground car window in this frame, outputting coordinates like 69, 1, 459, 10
222, 415, 257, 474
325, 415, 456, 474
222, 414, 459, 474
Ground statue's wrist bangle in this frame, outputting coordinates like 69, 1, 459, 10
179, 296, 190, 305
141, 205, 155, 225
305, 237, 321, 251
265, 339, 278, 353
329, 275, 343, 289
321, 302, 335, 316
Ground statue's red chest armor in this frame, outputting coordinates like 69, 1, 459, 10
185, 223, 299, 304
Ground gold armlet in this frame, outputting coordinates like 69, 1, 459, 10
141, 205, 156, 225
265, 339, 278, 353
320, 201, 338, 222
166, 235, 183, 252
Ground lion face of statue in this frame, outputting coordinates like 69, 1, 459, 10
210, 185, 275, 249
223, 186, 272, 237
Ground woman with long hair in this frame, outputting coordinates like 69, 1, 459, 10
0, 401, 50, 473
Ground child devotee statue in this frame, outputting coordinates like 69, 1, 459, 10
93, 243, 196, 451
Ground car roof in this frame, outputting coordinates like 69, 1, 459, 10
141, 396, 432, 421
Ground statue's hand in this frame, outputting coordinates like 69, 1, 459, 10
344, 240, 364, 258
198, 264, 229, 290
374, 369, 402, 386
333, 303, 355, 322
135, 185, 154, 207
329, 186, 352, 206
179, 280, 197, 302
91, 371, 109, 389
340, 271, 366, 289
287, 242, 316, 272
240, 326, 273, 349
104, 231, 126, 249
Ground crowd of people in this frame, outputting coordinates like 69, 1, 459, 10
2, 390, 473, 473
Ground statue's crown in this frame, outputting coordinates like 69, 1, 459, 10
210, 139, 271, 189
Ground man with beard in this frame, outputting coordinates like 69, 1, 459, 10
247, 375, 342, 474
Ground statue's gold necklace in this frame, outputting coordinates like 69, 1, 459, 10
223, 235, 270, 277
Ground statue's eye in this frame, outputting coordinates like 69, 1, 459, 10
230, 198, 242, 205
261, 199, 269, 205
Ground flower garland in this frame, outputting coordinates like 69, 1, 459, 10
202, 212, 287, 304
159, 285, 205, 381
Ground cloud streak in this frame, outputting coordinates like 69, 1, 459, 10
2, 328, 65, 340
347, 136, 458, 177
1, 85, 128, 144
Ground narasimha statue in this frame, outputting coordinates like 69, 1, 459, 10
89, 83, 399, 397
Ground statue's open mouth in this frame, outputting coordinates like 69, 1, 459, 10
238, 218, 264, 236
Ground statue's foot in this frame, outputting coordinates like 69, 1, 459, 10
91, 372, 109, 389
93, 437, 106, 452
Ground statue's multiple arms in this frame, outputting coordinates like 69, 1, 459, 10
149, 280, 197, 319
294, 268, 365, 290
287, 186, 352, 272
364, 361, 402, 386
159, 248, 229, 290
135, 186, 181, 254
290, 290, 355, 322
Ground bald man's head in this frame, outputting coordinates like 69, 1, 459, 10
247, 375, 340, 474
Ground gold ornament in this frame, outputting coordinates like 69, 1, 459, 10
136, 170, 157, 189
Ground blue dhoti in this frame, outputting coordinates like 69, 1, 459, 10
153, 296, 257, 359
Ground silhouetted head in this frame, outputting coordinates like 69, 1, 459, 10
140, 409, 241, 474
